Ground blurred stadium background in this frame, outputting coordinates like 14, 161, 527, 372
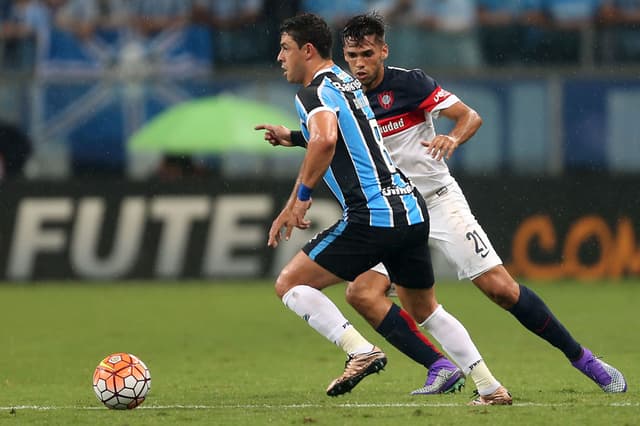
0, 0, 638, 282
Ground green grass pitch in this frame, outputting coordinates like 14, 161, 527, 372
1, 280, 638, 425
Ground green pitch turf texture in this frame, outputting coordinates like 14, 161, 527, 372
1, 280, 637, 425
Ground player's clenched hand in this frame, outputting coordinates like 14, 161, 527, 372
422, 135, 459, 161
255, 123, 295, 147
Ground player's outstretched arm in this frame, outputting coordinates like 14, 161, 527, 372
255, 123, 296, 147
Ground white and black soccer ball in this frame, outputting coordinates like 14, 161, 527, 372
92, 352, 151, 409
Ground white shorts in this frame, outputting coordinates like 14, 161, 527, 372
372, 180, 502, 281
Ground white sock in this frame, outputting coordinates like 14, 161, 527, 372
282, 285, 372, 354
420, 304, 481, 374
420, 304, 500, 395
339, 327, 375, 355
467, 360, 501, 396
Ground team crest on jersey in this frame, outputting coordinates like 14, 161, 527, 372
378, 91, 394, 110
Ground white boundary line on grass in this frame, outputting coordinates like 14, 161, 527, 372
2, 402, 639, 411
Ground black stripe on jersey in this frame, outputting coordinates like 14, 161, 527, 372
326, 75, 413, 226
297, 69, 416, 226
296, 79, 326, 113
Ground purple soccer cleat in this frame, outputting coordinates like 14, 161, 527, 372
571, 347, 627, 393
411, 357, 465, 395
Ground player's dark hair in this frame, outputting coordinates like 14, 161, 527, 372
342, 13, 386, 46
280, 13, 333, 59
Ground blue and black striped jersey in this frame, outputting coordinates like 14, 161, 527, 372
294, 65, 426, 227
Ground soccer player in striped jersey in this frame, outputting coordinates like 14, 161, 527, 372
339, 12, 626, 400
259, 13, 510, 402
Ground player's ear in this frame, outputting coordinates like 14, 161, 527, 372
304, 42, 314, 58
381, 43, 389, 60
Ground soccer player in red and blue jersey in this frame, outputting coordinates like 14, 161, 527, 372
340, 13, 627, 401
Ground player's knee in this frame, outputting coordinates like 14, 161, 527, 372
345, 281, 367, 309
274, 269, 296, 299
473, 267, 519, 309
345, 280, 379, 311
498, 283, 521, 309
488, 290, 515, 309
400, 297, 439, 323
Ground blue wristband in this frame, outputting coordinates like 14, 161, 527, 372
297, 183, 313, 201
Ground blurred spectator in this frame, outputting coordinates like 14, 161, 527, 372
52, 0, 98, 40
300, 0, 370, 28
368, 0, 416, 68
51, 0, 129, 39
300, 0, 369, 63
522, 0, 600, 65
598, 0, 640, 63
0, 0, 49, 70
0, 2, 13, 20
384, 0, 482, 69
0, 119, 32, 180
191, 0, 267, 65
477, 0, 528, 65
129, 0, 190, 37
96, 0, 129, 32
261, 0, 299, 60
369, 0, 413, 24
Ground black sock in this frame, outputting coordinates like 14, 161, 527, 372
508, 285, 582, 360
375, 303, 442, 368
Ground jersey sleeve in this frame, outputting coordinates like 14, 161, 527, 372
296, 80, 338, 126
409, 69, 460, 117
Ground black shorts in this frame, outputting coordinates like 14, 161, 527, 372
302, 220, 435, 289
